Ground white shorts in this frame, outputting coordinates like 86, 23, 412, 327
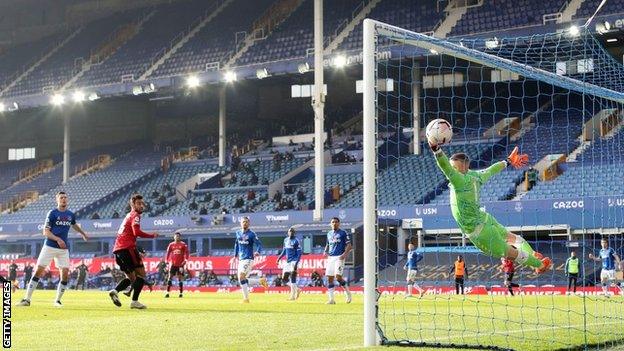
238, 259, 253, 277
406, 269, 418, 282
282, 261, 297, 275
325, 256, 345, 277
601, 269, 616, 282
36, 245, 70, 269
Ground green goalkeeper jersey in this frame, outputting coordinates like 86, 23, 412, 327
434, 149, 506, 234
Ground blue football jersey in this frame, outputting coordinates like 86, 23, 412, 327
277, 237, 302, 263
234, 229, 262, 260
326, 229, 350, 256
44, 209, 76, 249
404, 250, 424, 270
600, 248, 617, 270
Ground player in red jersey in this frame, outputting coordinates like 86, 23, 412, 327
500, 257, 520, 296
165, 232, 189, 298
108, 194, 159, 309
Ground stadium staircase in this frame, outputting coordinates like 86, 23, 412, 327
224, 0, 305, 68
0, 27, 83, 97
568, 108, 623, 162
139, 0, 232, 80
13, 160, 55, 186
62, 10, 156, 90
559, 0, 586, 22
323, 0, 382, 54
433, 1, 470, 38
566, 140, 591, 162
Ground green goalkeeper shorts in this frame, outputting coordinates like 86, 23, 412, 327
466, 213, 509, 258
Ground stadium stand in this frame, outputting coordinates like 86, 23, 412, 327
151, 0, 275, 77
575, 127, 624, 164
0, 0, 610, 99
163, 188, 269, 216
333, 143, 491, 208
74, 0, 219, 87
339, 0, 445, 52
0, 32, 69, 91
523, 163, 623, 200
450, 0, 567, 36
236, 0, 363, 66
0, 159, 42, 192
85, 160, 229, 219
574, 0, 624, 20
4, 9, 146, 97
0, 144, 131, 206
0, 143, 153, 223
226, 156, 309, 187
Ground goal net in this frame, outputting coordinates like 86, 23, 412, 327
362, 19, 624, 350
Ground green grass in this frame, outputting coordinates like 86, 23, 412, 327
10, 290, 624, 350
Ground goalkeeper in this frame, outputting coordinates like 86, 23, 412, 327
430, 143, 551, 273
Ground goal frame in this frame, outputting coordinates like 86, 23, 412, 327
361, 18, 624, 348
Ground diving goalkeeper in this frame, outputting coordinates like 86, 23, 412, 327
430, 143, 551, 273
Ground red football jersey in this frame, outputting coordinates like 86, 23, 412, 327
113, 210, 156, 252
166, 241, 189, 267
501, 259, 515, 273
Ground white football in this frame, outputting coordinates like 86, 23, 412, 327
426, 119, 453, 146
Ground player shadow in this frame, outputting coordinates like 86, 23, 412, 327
551, 337, 624, 351
384, 340, 513, 350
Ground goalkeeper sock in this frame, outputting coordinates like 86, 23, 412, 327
24, 277, 39, 301
114, 278, 132, 292
240, 279, 249, 300
513, 234, 538, 257
55, 281, 68, 302
515, 249, 542, 269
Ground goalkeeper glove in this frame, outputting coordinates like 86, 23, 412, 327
507, 146, 528, 169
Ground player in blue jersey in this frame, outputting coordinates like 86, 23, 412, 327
589, 238, 622, 297
403, 243, 424, 298
277, 227, 302, 301
324, 217, 352, 304
18, 192, 89, 307
233, 217, 267, 303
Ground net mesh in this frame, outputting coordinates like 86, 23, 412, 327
369, 22, 624, 350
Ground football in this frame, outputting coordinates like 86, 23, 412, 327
426, 119, 453, 146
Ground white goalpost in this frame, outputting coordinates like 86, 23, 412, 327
362, 17, 378, 348
362, 17, 624, 349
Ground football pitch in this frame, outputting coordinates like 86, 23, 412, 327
11, 290, 624, 351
